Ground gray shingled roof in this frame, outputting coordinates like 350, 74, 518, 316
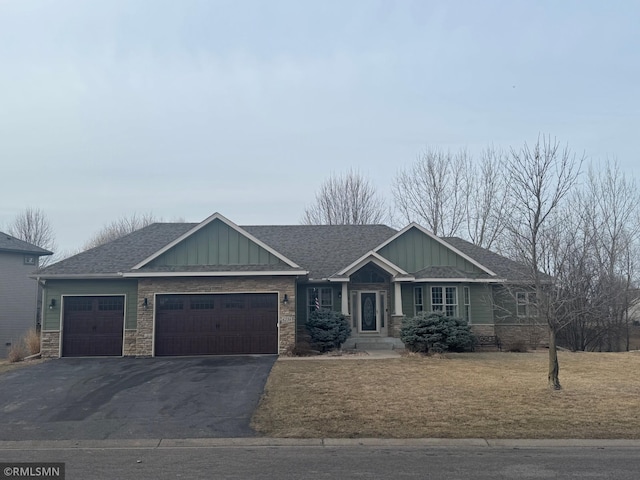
244, 225, 398, 279
0, 231, 53, 256
38, 223, 397, 279
443, 237, 539, 282
38, 223, 194, 275
38, 222, 534, 282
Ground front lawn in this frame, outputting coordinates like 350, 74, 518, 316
252, 351, 640, 438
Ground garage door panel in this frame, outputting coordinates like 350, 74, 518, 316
62, 296, 124, 357
155, 293, 277, 356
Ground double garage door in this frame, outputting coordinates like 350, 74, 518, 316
61, 293, 278, 357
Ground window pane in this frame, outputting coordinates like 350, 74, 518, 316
431, 287, 442, 306
445, 287, 457, 305
321, 288, 333, 307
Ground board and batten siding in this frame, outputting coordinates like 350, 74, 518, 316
0, 252, 39, 354
147, 219, 285, 267
377, 227, 484, 275
401, 282, 494, 324
42, 280, 138, 331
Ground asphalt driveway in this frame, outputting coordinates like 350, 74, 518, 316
0, 356, 276, 440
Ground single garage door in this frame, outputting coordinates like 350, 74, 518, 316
155, 293, 278, 356
62, 296, 125, 357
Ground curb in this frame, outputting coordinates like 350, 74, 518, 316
1, 438, 640, 450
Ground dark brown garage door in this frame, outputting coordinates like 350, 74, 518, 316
155, 293, 278, 356
62, 296, 125, 357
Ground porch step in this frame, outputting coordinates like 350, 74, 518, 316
343, 337, 405, 351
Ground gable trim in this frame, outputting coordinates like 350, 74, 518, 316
412, 277, 506, 283
131, 212, 302, 270
373, 223, 497, 277
332, 251, 409, 279
123, 270, 307, 278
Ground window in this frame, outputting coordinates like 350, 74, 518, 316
98, 298, 124, 311
463, 286, 471, 323
414, 287, 424, 315
190, 296, 215, 310
351, 265, 387, 283
516, 291, 538, 317
23, 255, 35, 265
307, 287, 333, 319
158, 297, 184, 311
431, 286, 458, 317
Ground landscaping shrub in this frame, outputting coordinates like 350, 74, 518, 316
305, 309, 351, 352
401, 311, 475, 354
24, 328, 41, 355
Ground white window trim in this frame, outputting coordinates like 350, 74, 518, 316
430, 286, 458, 317
414, 286, 424, 316
516, 291, 538, 318
463, 286, 471, 323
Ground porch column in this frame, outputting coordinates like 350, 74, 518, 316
341, 282, 349, 315
393, 281, 403, 316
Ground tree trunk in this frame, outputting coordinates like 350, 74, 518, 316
548, 326, 562, 390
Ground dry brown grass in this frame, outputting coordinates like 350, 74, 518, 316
7, 344, 26, 363
252, 351, 640, 439
24, 328, 41, 355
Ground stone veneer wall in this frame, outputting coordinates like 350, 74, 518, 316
123, 330, 137, 356
389, 315, 404, 337
40, 331, 60, 358
470, 324, 496, 337
495, 324, 548, 350
135, 276, 297, 356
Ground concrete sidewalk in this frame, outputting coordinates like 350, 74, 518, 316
279, 349, 402, 361
1, 437, 639, 450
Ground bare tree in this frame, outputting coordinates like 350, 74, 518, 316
392, 148, 471, 236
302, 169, 389, 225
464, 146, 509, 250
84, 212, 158, 250
8, 207, 56, 266
504, 135, 583, 390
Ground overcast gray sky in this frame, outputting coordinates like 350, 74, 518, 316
1, 0, 638, 255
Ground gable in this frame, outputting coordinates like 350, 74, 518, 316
145, 218, 286, 268
376, 226, 485, 275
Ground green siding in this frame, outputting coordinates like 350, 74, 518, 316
149, 219, 285, 267
400, 282, 494, 324
43, 280, 138, 331
378, 227, 483, 274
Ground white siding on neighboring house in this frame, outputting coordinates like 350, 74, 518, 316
0, 252, 39, 356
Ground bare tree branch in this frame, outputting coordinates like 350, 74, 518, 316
301, 169, 389, 225
83, 212, 159, 250
8, 207, 56, 267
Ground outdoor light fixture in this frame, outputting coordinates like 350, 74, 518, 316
143, 298, 148, 309
48, 298, 56, 310
282, 294, 289, 305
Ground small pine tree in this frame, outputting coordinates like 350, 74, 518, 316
401, 311, 474, 354
306, 309, 352, 352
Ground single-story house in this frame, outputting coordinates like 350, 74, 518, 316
0, 232, 53, 355
34, 213, 540, 358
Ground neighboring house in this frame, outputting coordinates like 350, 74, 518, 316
0, 231, 53, 356
35, 213, 539, 358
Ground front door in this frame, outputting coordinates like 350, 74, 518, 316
360, 292, 377, 332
